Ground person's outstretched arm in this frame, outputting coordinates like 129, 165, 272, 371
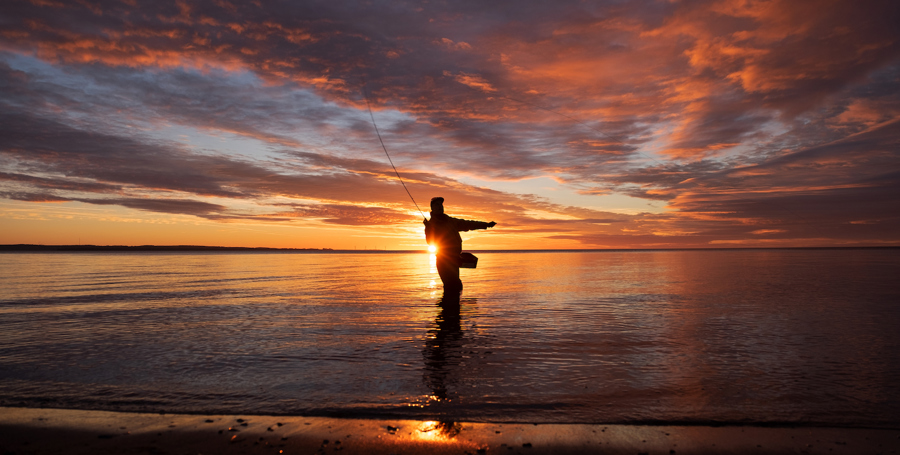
453, 218, 497, 232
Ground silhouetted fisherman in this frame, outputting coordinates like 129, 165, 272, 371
424, 197, 496, 293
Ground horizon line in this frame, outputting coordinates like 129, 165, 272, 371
2, 244, 898, 253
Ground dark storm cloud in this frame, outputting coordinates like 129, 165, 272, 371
0, 56, 351, 150
0, 70, 623, 229
638, 120, 900, 244
0, 110, 247, 198
1, 0, 900, 246
74, 196, 229, 217
0, 191, 70, 203
0, 106, 445, 209
274, 203, 415, 226
0, 0, 648, 178
0, 171, 122, 193
0, 190, 230, 218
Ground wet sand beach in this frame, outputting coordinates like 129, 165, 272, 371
2, 407, 899, 455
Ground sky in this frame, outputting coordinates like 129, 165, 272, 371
1, 0, 899, 250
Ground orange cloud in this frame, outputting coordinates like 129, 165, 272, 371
445, 71, 496, 92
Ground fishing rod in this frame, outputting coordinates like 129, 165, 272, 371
360, 76, 427, 220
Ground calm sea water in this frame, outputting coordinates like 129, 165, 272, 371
0, 249, 898, 427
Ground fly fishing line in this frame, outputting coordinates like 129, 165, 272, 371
360, 77, 426, 220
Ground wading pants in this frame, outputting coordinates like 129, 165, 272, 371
436, 249, 462, 293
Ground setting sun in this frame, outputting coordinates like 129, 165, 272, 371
427, 245, 438, 254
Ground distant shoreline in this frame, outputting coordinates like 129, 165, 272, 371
0, 244, 335, 252
1, 244, 897, 253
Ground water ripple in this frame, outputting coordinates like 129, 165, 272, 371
0, 249, 898, 426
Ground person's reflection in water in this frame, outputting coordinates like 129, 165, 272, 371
421, 291, 469, 439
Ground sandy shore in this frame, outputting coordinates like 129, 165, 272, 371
1, 407, 898, 454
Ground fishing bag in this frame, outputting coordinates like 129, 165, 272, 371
459, 252, 478, 268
